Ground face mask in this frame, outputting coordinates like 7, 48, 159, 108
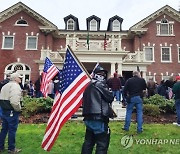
94, 74, 105, 81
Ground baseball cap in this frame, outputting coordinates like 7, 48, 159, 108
10, 73, 23, 79
176, 76, 180, 81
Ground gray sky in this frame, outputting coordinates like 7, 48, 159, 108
0, 0, 179, 30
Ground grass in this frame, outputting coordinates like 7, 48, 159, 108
1, 121, 180, 154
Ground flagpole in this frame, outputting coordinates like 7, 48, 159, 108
87, 32, 89, 50
67, 45, 91, 79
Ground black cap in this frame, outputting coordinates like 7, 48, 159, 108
94, 66, 108, 75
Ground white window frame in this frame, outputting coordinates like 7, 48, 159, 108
156, 18, 174, 36
112, 19, 120, 31
90, 19, 97, 31
2, 35, 14, 50
67, 19, 74, 30
26, 36, 38, 50
15, 19, 28, 26
162, 76, 169, 81
161, 47, 171, 62
178, 47, 180, 63
144, 47, 154, 62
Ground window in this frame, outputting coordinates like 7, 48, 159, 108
67, 19, 74, 30
178, 47, 180, 62
90, 19, 97, 31
112, 19, 120, 31
2, 36, 14, 49
144, 47, 154, 61
15, 19, 28, 26
156, 18, 174, 36
26, 36, 38, 50
161, 47, 171, 62
15, 16, 28, 26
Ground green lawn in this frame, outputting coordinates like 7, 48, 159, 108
1, 121, 180, 154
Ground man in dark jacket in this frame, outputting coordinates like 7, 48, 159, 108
122, 71, 147, 133
172, 76, 180, 127
81, 66, 114, 154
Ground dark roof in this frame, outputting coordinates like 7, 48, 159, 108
107, 15, 123, 31
64, 14, 79, 30
86, 15, 101, 22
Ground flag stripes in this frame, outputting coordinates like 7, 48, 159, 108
42, 69, 90, 151
40, 58, 59, 97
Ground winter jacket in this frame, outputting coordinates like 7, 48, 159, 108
107, 77, 121, 91
172, 81, 180, 100
0, 81, 22, 112
124, 76, 147, 98
82, 79, 114, 122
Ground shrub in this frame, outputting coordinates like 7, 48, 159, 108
143, 104, 160, 117
35, 97, 53, 112
143, 94, 165, 105
143, 94, 175, 114
22, 101, 44, 118
22, 96, 53, 118
159, 99, 175, 114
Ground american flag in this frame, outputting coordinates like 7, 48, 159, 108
104, 33, 107, 50
41, 47, 90, 151
40, 57, 59, 97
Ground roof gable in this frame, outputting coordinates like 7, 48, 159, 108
130, 5, 180, 29
86, 15, 101, 22
0, 2, 57, 28
109, 15, 123, 22
64, 14, 78, 22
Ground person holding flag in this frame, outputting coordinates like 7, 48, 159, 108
42, 47, 90, 151
81, 66, 114, 154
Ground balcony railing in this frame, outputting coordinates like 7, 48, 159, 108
123, 51, 145, 62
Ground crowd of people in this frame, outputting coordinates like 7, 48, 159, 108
81, 67, 180, 153
22, 75, 60, 99
0, 68, 179, 153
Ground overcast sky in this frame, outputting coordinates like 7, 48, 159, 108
0, 0, 179, 30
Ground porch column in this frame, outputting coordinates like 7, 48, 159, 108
142, 71, 146, 80
117, 63, 122, 75
110, 63, 116, 75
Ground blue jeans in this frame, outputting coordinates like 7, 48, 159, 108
0, 107, 2, 118
0, 110, 19, 150
84, 120, 105, 134
112, 90, 121, 101
124, 96, 143, 132
175, 99, 180, 124
82, 120, 110, 154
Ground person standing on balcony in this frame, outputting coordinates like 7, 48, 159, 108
122, 71, 147, 133
107, 72, 122, 103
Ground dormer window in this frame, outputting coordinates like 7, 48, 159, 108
156, 16, 174, 36
90, 19, 97, 31
112, 19, 120, 31
67, 19, 74, 30
15, 17, 28, 26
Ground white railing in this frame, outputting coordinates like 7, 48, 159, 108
40, 48, 146, 63
40, 49, 63, 61
123, 51, 145, 62
75, 39, 112, 51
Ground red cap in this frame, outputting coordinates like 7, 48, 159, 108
113, 72, 117, 77
176, 76, 180, 80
